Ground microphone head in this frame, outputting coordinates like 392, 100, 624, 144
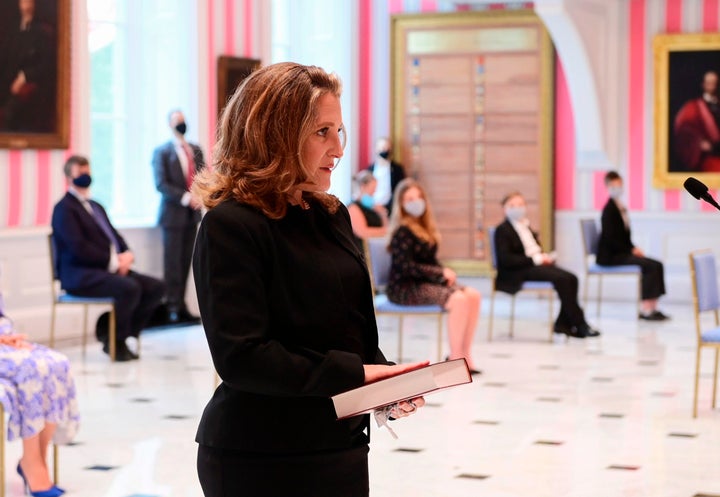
684, 176, 709, 200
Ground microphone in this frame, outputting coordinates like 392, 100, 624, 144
684, 177, 720, 211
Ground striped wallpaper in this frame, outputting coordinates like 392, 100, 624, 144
2, 0, 717, 230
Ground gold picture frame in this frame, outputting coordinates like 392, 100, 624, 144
391, 10, 555, 274
0, 0, 70, 149
654, 33, 720, 188
217, 56, 261, 119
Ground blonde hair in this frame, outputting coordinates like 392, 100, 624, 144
192, 62, 342, 218
388, 178, 440, 245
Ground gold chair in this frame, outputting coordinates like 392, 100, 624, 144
364, 237, 445, 363
688, 250, 720, 417
48, 234, 118, 361
486, 227, 555, 342
579, 219, 641, 317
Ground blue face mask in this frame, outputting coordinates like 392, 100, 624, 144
360, 194, 375, 209
72, 173, 92, 188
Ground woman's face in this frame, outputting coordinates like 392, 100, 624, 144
300, 93, 345, 192
401, 186, 423, 206
362, 178, 377, 196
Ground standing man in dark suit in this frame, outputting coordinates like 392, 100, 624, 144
368, 136, 406, 214
494, 191, 600, 339
152, 109, 205, 324
51, 155, 166, 361
597, 171, 669, 320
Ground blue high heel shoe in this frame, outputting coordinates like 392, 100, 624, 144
16, 463, 65, 497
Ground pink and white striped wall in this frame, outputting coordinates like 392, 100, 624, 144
2, 0, 716, 230
561, 0, 720, 214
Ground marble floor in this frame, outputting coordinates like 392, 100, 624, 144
4, 278, 720, 497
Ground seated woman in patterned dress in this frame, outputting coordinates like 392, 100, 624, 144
0, 285, 79, 497
386, 178, 482, 374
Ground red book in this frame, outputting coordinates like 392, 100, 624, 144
332, 358, 473, 420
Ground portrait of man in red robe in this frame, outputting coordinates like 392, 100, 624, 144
673, 70, 720, 172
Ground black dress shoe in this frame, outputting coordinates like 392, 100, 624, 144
577, 324, 601, 338
639, 310, 671, 321
102, 341, 135, 362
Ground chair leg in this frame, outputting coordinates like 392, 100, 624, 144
109, 307, 117, 362
713, 348, 719, 410
397, 315, 404, 363
694, 347, 702, 418
52, 444, 59, 484
597, 275, 603, 317
49, 304, 57, 348
583, 273, 589, 309
547, 293, 554, 342
509, 295, 516, 339
81, 305, 89, 359
488, 290, 496, 342
436, 314, 443, 363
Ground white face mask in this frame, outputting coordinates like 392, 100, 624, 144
505, 206, 526, 222
608, 185, 624, 200
403, 199, 426, 218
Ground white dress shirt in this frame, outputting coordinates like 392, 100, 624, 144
173, 138, 193, 206
372, 158, 392, 207
509, 218, 546, 266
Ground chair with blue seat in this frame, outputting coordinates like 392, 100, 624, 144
486, 227, 555, 342
48, 233, 118, 361
689, 250, 720, 418
579, 219, 641, 317
364, 237, 445, 363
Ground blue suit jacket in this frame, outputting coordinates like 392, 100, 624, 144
151, 140, 205, 228
51, 193, 129, 291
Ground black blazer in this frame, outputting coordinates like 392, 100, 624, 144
51, 193, 129, 291
193, 199, 388, 454
368, 160, 406, 213
151, 140, 205, 227
597, 199, 634, 264
493, 219, 538, 294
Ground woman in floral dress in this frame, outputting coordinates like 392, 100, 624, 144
386, 178, 482, 374
0, 283, 78, 496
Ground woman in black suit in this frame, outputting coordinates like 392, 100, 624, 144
191, 62, 425, 497
597, 171, 669, 320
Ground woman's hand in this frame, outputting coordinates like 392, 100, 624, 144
389, 397, 426, 418
443, 267, 457, 286
0, 333, 32, 349
363, 361, 429, 384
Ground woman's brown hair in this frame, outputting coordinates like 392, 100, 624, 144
192, 62, 342, 218
388, 178, 441, 245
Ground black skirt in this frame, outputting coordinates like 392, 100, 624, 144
197, 443, 370, 497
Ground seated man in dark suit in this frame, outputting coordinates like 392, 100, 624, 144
597, 171, 669, 320
494, 191, 600, 339
51, 155, 166, 361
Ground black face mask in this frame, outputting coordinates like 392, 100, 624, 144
175, 122, 187, 135
378, 150, 391, 160
72, 173, 92, 188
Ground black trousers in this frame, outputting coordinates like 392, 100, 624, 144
600, 254, 666, 300
161, 218, 197, 312
522, 265, 587, 327
197, 444, 369, 497
69, 270, 165, 341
